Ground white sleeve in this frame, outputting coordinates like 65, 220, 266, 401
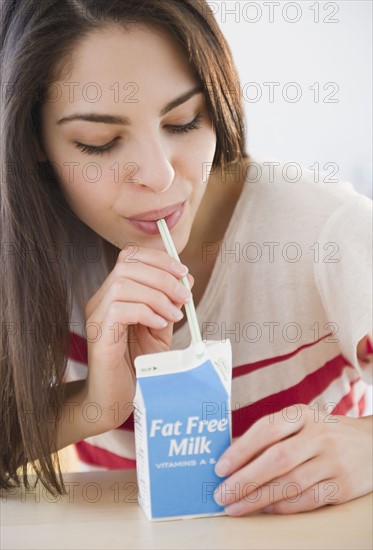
314, 193, 373, 385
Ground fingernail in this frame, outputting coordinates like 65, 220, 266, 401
261, 505, 274, 513
175, 263, 188, 276
169, 305, 183, 320
154, 315, 168, 328
225, 501, 244, 515
215, 458, 230, 477
177, 284, 192, 299
213, 487, 223, 505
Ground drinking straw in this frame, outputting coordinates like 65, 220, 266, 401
156, 219, 204, 350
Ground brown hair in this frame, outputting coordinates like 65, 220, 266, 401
0, 0, 248, 496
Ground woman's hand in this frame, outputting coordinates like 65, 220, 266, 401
213, 404, 373, 515
84, 245, 194, 430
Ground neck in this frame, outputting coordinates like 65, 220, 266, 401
179, 156, 250, 264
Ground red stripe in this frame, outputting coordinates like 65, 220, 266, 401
232, 332, 334, 379
75, 440, 136, 469
332, 382, 367, 416
118, 412, 135, 431
69, 332, 88, 364
231, 354, 355, 438
331, 379, 358, 415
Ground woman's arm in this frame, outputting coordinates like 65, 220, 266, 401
53, 380, 113, 452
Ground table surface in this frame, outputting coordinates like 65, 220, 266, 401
1, 469, 372, 550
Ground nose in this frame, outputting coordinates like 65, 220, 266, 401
125, 134, 175, 193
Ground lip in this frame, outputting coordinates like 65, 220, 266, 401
126, 201, 186, 235
127, 201, 185, 222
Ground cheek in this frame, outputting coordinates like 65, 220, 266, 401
57, 163, 115, 220
179, 127, 217, 185
193, 128, 217, 191
42, 131, 115, 215
191, 126, 217, 163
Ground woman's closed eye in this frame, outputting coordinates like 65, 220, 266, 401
74, 139, 119, 157
74, 113, 204, 156
166, 112, 203, 135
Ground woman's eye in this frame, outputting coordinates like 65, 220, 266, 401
74, 113, 203, 156
166, 113, 203, 134
74, 139, 117, 156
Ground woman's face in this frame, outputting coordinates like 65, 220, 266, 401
40, 24, 217, 253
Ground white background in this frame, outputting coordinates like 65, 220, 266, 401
212, 0, 372, 198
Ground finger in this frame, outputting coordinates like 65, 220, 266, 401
148, 272, 195, 339
115, 255, 192, 303
214, 431, 317, 507
260, 479, 341, 514
88, 273, 195, 341
116, 245, 189, 278
94, 271, 194, 324
215, 405, 307, 478
86, 246, 190, 317
87, 284, 170, 339
221, 457, 328, 516
91, 301, 170, 347
86, 263, 192, 321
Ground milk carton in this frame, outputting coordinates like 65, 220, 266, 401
134, 339, 232, 521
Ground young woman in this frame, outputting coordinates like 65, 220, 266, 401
1, 0, 372, 516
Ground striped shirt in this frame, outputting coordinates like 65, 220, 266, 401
64, 157, 373, 470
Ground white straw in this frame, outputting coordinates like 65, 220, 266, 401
156, 219, 203, 347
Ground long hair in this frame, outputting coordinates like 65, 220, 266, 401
0, 0, 248, 496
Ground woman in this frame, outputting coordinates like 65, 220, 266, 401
1, 0, 372, 516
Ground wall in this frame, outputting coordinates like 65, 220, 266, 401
211, 0, 372, 197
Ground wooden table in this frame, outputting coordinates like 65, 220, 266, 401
1, 469, 372, 549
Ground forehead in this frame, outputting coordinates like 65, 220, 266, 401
44, 23, 198, 115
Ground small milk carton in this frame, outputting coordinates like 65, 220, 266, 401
134, 339, 232, 521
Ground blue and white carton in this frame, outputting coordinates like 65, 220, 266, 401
133, 339, 232, 521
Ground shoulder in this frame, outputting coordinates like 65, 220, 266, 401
242, 156, 370, 219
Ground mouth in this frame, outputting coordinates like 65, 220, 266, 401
127, 201, 185, 222
125, 201, 186, 235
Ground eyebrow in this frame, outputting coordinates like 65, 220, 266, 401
56, 85, 204, 126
